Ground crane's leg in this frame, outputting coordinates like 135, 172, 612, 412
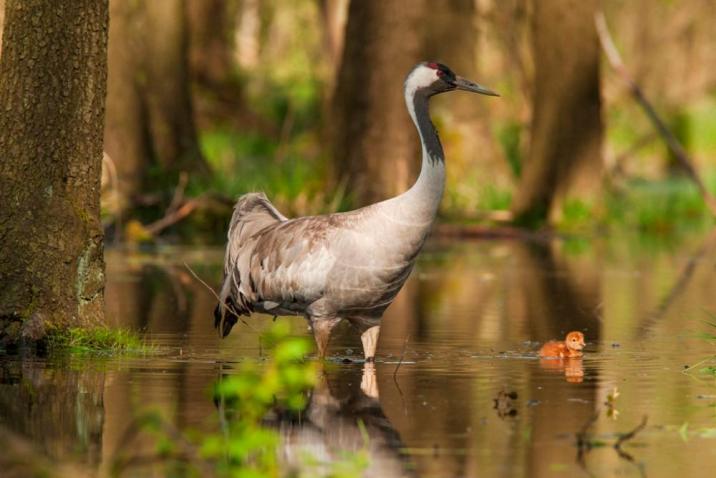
311, 317, 341, 359
360, 325, 381, 363
347, 317, 381, 362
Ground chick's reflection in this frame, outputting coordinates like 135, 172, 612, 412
539, 357, 584, 383
271, 364, 415, 478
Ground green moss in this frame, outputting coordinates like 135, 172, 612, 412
46, 326, 155, 356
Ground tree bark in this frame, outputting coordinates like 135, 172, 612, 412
0, 0, 108, 337
512, 0, 603, 226
104, 0, 208, 216
331, 0, 427, 205
0, 0, 5, 54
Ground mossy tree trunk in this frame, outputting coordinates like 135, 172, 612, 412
0, 0, 108, 339
331, 0, 427, 206
511, 0, 603, 227
104, 0, 209, 217
0, 0, 5, 54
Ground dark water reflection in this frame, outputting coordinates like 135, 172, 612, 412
3, 236, 716, 476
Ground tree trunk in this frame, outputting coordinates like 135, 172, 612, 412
104, 0, 208, 217
186, 0, 237, 90
512, 0, 603, 226
0, 0, 5, 54
331, 0, 427, 205
0, 0, 108, 338
185, 0, 252, 129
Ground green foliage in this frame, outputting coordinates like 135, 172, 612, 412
113, 322, 367, 477
558, 198, 595, 232
46, 326, 153, 356
203, 322, 318, 476
196, 129, 346, 217
606, 177, 714, 234
496, 120, 523, 179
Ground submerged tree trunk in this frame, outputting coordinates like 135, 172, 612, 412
0, 0, 108, 339
331, 0, 426, 205
104, 0, 208, 216
512, 0, 603, 226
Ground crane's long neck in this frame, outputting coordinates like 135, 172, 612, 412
398, 89, 445, 222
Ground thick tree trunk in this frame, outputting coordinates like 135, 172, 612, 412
185, 0, 253, 130
186, 0, 237, 90
512, 0, 603, 226
0, 0, 5, 54
0, 0, 108, 338
104, 0, 208, 216
331, 0, 426, 205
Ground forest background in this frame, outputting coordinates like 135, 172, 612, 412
4, 0, 716, 243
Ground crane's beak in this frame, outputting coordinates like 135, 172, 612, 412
454, 76, 499, 97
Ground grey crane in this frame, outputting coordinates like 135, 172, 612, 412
215, 62, 498, 361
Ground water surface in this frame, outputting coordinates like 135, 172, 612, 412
3, 235, 716, 477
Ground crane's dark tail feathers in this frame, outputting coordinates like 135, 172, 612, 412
215, 192, 286, 339
214, 296, 241, 338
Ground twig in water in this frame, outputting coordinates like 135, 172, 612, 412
595, 11, 716, 216
393, 334, 410, 379
614, 415, 648, 454
391, 335, 410, 415
576, 410, 601, 460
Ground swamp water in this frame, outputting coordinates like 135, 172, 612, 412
2, 235, 716, 477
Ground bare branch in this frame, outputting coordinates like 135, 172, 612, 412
595, 11, 716, 216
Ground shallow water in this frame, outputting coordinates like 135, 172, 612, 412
3, 235, 716, 477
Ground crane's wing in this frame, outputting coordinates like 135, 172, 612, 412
215, 192, 288, 336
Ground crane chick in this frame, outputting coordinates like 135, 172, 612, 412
538, 331, 586, 358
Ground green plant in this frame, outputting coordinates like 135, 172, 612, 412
202, 323, 318, 476
46, 326, 154, 356
112, 322, 368, 477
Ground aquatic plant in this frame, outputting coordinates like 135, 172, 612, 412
46, 326, 154, 356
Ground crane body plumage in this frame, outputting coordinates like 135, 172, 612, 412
216, 62, 497, 360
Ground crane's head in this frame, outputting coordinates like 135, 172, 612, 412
406, 62, 499, 98
565, 331, 586, 351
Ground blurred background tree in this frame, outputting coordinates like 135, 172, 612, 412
104, 0, 209, 218
512, 0, 603, 227
2, 0, 716, 241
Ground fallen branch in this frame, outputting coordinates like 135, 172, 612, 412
595, 12, 716, 216
145, 198, 202, 235
144, 193, 234, 236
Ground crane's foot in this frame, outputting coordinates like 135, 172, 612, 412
360, 325, 380, 363
311, 317, 341, 359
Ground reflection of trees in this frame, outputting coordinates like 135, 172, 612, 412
101, 257, 221, 474
514, 242, 602, 341
0, 361, 105, 467
376, 240, 603, 477
511, 241, 601, 477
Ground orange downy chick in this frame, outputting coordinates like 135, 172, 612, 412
538, 331, 585, 358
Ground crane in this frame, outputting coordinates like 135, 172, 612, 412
215, 62, 498, 361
